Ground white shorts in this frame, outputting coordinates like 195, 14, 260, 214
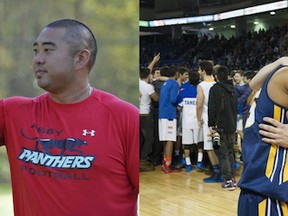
203, 122, 213, 150
182, 128, 203, 145
159, 119, 177, 142
237, 114, 243, 131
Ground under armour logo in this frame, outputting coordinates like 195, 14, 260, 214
82, 129, 96, 136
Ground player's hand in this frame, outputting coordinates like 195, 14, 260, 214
198, 119, 203, 128
259, 115, 288, 148
153, 53, 160, 62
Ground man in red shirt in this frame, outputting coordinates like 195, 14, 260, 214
0, 19, 139, 216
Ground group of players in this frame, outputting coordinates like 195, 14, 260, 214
140, 54, 252, 185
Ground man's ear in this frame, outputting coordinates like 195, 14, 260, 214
74, 49, 90, 69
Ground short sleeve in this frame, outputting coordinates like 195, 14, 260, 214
147, 83, 155, 96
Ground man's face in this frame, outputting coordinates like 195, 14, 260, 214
153, 69, 160, 79
243, 77, 250, 84
32, 27, 76, 93
233, 73, 243, 84
198, 68, 204, 80
183, 72, 189, 82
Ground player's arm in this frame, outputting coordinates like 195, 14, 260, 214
196, 85, 204, 127
155, 76, 168, 81
149, 92, 158, 102
250, 57, 288, 91
148, 84, 158, 102
170, 82, 179, 106
258, 68, 288, 148
177, 97, 183, 111
147, 53, 160, 72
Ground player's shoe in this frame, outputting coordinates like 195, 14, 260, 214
196, 162, 205, 172
232, 178, 237, 187
185, 165, 194, 172
181, 157, 186, 168
221, 180, 235, 191
222, 178, 237, 188
161, 164, 182, 174
169, 164, 182, 172
203, 172, 224, 183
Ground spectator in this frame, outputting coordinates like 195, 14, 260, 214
140, 26, 288, 71
208, 65, 238, 190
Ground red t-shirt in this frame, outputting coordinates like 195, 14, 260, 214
0, 89, 139, 216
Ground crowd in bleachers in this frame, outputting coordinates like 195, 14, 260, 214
141, 25, 288, 71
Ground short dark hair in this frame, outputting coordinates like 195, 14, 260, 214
46, 19, 97, 70
233, 70, 244, 77
160, 66, 169, 77
199, 60, 213, 76
151, 67, 160, 75
244, 71, 256, 80
189, 68, 200, 86
216, 66, 229, 81
178, 66, 189, 75
139, 68, 150, 79
168, 65, 178, 77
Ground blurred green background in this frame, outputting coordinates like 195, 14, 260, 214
0, 0, 138, 215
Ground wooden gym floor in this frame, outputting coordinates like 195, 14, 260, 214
139, 165, 242, 216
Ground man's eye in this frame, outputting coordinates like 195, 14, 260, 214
33, 49, 38, 54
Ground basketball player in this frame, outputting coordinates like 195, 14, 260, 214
178, 69, 203, 172
158, 66, 181, 173
237, 56, 288, 215
0, 19, 138, 216
197, 60, 222, 182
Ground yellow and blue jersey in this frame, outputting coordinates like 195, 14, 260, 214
238, 66, 288, 206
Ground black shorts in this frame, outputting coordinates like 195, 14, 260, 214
238, 189, 288, 216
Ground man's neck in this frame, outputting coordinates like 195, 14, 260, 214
49, 84, 92, 104
141, 77, 150, 83
203, 75, 214, 82
237, 81, 245, 86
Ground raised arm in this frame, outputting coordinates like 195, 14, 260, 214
148, 53, 160, 72
249, 57, 288, 91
